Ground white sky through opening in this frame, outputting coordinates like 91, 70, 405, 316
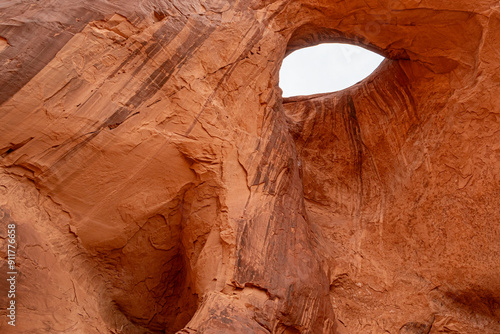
279, 43, 385, 97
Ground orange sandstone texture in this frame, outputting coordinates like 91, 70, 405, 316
0, 0, 499, 333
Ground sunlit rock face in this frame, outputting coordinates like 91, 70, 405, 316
0, 1, 499, 333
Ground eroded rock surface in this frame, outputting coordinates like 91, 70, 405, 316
0, 0, 499, 333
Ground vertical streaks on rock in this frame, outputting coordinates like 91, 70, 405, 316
233, 101, 336, 332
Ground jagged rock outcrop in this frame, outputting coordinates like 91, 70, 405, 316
0, 0, 499, 333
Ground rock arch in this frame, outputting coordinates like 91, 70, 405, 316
0, 1, 499, 333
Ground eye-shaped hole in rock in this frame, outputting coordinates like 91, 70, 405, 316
279, 43, 385, 97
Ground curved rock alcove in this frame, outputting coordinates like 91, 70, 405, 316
0, 1, 499, 333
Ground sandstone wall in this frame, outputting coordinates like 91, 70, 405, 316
0, 0, 499, 333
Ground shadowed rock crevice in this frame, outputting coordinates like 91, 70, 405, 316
90, 192, 201, 332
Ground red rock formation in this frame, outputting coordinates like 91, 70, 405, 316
0, 0, 499, 333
